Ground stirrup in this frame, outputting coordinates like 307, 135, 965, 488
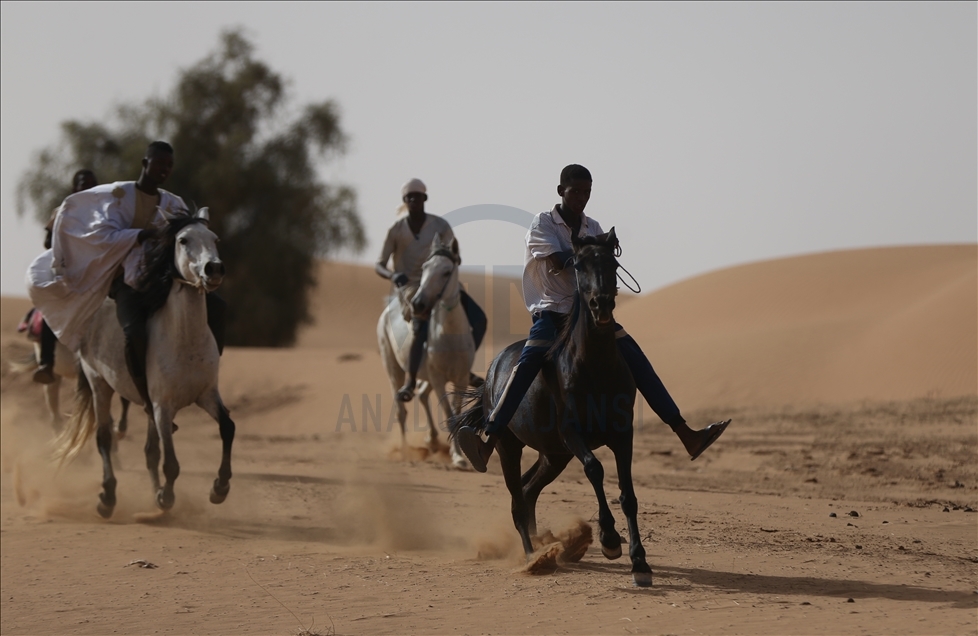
396, 379, 416, 402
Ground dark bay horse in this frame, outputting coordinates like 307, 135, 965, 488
450, 228, 654, 586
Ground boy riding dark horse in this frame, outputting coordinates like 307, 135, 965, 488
375, 178, 487, 402
456, 164, 730, 472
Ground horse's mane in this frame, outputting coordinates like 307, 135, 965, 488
135, 215, 209, 316
548, 234, 618, 362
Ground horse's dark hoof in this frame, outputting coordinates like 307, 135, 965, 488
396, 388, 414, 402
601, 543, 622, 560
632, 571, 653, 587
209, 479, 230, 504
156, 489, 175, 510
96, 501, 114, 519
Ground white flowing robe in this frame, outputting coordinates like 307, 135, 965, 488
26, 182, 186, 350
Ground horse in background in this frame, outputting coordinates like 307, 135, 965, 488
53, 207, 235, 518
378, 234, 474, 470
12, 310, 130, 433
451, 228, 655, 586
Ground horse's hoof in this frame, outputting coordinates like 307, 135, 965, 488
396, 389, 414, 402
632, 571, 653, 587
96, 501, 114, 519
601, 543, 622, 560
209, 480, 230, 504
156, 489, 175, 511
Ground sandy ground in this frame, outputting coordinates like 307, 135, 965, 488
1, 246, 976, 635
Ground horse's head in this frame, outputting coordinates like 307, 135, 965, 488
411, 234, 460, 317
571, 227, 620, 327
168, 207, 225, 292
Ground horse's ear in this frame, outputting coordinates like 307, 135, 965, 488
571, 232, 583, 250
196, 207, 210, 223
606, 227, 616, 243
432, 233, 444, 249
451, 238, 461, 264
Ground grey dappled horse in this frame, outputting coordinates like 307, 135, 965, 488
53, 207, 234, 518
378, 235, 474, 469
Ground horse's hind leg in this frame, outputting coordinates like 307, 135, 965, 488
117, 397, 131, 439
89, 376, 117, 518
612, 435, 653, 587
521, 453, 572, 537
197, 390, 234, 504
153, 403, 179, 510
44, 377, 62, 430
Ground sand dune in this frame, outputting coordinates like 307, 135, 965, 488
615, 244, 977, 410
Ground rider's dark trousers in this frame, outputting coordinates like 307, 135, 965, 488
112, 278, 227, 400
38, 319, 56, 367
460, 290, 487, 351
483, 310, 686, 436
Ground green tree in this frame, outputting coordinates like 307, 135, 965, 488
16, 29, 364, 346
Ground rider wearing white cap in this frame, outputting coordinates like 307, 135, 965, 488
376, 178, 487, 401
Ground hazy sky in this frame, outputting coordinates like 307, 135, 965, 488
2, 3, 975, 298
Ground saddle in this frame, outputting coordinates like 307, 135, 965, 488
17, 308, 45, 342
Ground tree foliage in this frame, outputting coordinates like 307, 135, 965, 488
17, 30, 364, 346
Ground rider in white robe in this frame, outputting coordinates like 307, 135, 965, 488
27, 182, 186, 351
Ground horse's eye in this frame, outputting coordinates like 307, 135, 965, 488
178, 237, 188, 245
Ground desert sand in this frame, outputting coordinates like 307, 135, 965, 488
1, 245, 976, 635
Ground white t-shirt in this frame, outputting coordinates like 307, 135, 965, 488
377, 213, 455, 286
521, 206, 604, 314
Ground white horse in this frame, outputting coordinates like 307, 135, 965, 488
54, 207, 234, 518
378, 235, 474, 470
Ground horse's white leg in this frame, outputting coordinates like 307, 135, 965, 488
430, 372, 469, 470
196, 389, 235, 504
44, 376, 62, 430
380, 329, 410, 456
89, 374, 118, 518
419, 383, 438, 452
154, 402, 179, 511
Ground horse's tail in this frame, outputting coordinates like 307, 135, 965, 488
52, 365, 96, 465
448, 385, 487, 440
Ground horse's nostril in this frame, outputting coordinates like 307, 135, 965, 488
205, 261, 225, 277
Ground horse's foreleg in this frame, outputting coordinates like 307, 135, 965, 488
117, 397, 131, 439
613, 434, 652, 587
561, 423, 621, 560
419, 383, 437, 452
498, 433, 535, 556
198, 391, 234, 504
154, 403, 179, 511
522, 453, 572, 537
144, 411, 161, 494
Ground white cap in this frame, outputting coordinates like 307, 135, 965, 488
401, 178, 427, 198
